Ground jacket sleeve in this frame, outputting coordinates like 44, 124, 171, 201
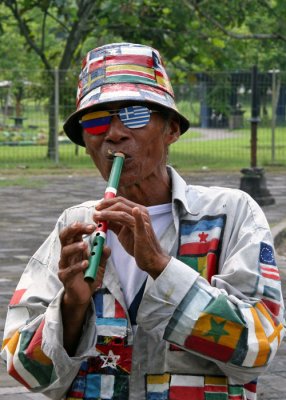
137, 191, 285, 384
1, 209, 97, 400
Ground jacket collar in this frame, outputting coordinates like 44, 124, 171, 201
167, 166, 202, 229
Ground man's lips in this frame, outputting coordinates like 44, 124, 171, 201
106, 150, 130, 160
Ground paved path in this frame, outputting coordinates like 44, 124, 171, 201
0, 171, 285, 399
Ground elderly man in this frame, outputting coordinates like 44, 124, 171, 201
1, 43, 285, 400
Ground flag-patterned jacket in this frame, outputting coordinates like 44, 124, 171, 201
1, 167, 285, 400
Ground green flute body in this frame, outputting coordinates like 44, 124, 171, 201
84, 152, 125, 281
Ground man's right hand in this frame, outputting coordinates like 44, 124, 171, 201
58, 221, 110, 355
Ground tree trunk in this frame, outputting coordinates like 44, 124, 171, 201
47, 90, 57, 160
47, 69, 62, 160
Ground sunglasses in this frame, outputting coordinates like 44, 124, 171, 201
80, 105, 158, 135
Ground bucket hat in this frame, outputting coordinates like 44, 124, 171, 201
63, 42, 190, 146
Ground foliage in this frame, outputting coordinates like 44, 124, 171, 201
2, 0, 286, 79
2, 0, 286, 160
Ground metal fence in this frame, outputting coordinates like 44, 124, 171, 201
0, 68, 285, 170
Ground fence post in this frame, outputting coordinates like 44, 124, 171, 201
270, 69, 280, 164
250, 65, 259, 168
239, 65, 275, 206
54, 67, 59, 163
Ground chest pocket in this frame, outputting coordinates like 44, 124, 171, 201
177, 215, 226, 282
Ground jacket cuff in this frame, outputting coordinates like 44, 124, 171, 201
42, 288, 97, 377
137, 257, 199, 340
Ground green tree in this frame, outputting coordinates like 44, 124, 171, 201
2, 0, 106, 159
2, 0, 286, 160
0, 5, 41, 125
181, 0, 286, 71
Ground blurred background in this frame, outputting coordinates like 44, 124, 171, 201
0, 0, 286, 172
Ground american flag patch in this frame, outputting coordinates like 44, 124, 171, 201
258, 242, 282, 317
259, 242, 279, 279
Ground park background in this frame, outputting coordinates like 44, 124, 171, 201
0, 1, 286, 174
1, 2, 286, 399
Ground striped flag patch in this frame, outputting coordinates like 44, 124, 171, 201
243, 380, 257, 400
106, 63, 155, 80
169, 375, 204, 399
94, 288, 128, 337
204, 376, 228, 399
66, 371, 129, 399
178, 215, 226, 282
146, 374, 252, 399
81, 111, 111, 135
235, 301, 283, 368
227, 384, 245, 399
146, 373, 169, 399
119, 106, 151, 128
94, 288, 126, 318
262, 285, 281, 317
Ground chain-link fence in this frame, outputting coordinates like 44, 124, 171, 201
0, 68, 285, 170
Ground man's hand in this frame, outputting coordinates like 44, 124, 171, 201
58, 221, 110, 305
94, 197, 171, 279
58, 221, 110, 355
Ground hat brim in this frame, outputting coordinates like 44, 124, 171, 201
63, 85, 190, 147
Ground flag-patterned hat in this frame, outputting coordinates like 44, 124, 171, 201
63, 42, 190, 146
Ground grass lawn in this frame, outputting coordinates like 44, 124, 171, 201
171, 126, 286, 171
0, 126, 285, 173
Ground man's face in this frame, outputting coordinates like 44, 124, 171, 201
82, 102, 180, 187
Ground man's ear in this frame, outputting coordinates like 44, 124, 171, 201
165, 118, 181, 145
82, 132, 90, 154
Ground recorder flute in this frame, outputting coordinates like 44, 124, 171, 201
84, 151, 125, 281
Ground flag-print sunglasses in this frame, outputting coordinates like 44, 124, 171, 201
80, 105, 158, 136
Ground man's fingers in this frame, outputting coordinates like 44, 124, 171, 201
58, 246, 110, 288
101, 246, 111, 262
93, 210, 134, 229
132, 207, 145, 231
59, 222, 95, 246
96, 196, 145, 212
58, 260, 88, 283
59, 241, 88, 270
132, 206, 151, 234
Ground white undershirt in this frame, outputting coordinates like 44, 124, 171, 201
106, 203, 173, 308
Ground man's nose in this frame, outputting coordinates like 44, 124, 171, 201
104, 115, 129, 142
